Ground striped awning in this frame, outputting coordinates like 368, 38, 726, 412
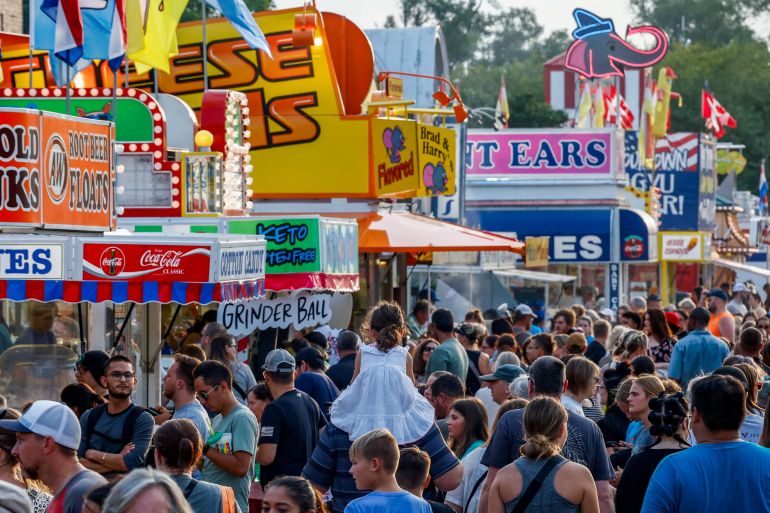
0, 279, 265, 305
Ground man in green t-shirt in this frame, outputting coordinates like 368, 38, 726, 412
425, 308, 468, 382
193, 360, 258, 513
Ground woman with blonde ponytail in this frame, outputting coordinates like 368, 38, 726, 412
488, 397, 600, 513
329, 301, 435, 444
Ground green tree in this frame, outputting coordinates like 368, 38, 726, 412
659, 41, 770, 189
630, 0, 769, 45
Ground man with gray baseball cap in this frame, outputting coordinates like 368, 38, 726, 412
0, 400, 106, 513
257, 349, 326, 486
479, 364, 527, 405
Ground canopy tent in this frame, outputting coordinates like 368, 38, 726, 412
355, 212, 525, 254
493, 268, 577, 283
712, 257, 770, 282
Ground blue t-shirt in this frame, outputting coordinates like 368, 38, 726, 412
344, 491, 432, 513
173, 400, 212, 442
641, 441, 770, 513
667, 330, 729, 388
295, 371, 339, 420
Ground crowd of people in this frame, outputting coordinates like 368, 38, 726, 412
3, 282, 770, 512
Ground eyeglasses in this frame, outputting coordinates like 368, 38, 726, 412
108, 372, 135, 381
425, 346, 437, 353
197, 384, 221, 401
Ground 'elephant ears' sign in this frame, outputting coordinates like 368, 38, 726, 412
565, 9, 669, 79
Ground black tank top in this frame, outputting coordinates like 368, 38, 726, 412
465, 349, 482, 395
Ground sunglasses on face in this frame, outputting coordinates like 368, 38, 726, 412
197, 384, 221, 401
108, 372, 135, 381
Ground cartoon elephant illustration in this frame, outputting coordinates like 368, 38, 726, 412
565, 9, 668, 79
383, 126, 406, 164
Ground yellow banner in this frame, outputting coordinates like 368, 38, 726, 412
371, 119, 418, 197
525, 236, 550, 268
170, 12, 370, 198
417, 124, 456, 196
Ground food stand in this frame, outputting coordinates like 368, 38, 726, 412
0, 106, 267, 409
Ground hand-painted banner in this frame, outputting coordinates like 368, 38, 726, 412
217, 292, 332, 336
466, 130, 618, 177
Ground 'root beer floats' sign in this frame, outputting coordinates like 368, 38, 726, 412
0, 108, 114, 231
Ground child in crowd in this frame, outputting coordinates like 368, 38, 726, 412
396, 447, 453, 513
345, 429, 431, 513
330, 301, 434, 444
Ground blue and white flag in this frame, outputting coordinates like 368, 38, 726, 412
205, 0, 272, 58
38, 0, 84, 65
760, 159, 768, 214
81, 0, 127, 71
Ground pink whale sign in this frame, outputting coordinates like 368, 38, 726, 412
466, 130, 619, 176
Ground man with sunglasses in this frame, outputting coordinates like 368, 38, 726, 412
193, 359, 258, 513
77, 355, 153, 476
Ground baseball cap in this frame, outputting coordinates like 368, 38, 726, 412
515, 304, 537, 317
262, 349, 296, 374
76, 350, 110, 381
664, 311, 683, 330
707, 288, 728, 302
479, 364, 526, 383
0, 400, 81, 450
733, 283, 748, 293
294, 347, 326, 370
600, 308, 615, 319
647, 293, 662, 302
454, 322, 477, 338
496, 303, 512, 318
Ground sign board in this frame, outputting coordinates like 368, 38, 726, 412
229, 217, 322, 274
0, 108, 115, 231
81, 242, 213, 281
608, 262, 620, 311
386, 77, 404, 99
525, 236, 549, 267
319, 218, 359, 276
0, 243, 64, 279
625, 131, 716, 231
372, 119, 418, 196
465, 129, 623, 179
215, 244, 267, 282
660, 232, 704, 262
417, 125, 456, 196
218, 292, 333, 337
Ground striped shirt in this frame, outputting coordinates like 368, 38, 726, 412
302, 423, 460, 513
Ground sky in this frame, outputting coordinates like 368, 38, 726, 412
273, 0, 637, 34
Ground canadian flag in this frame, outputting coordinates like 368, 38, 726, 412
702, 90, 737, 139
603, 85, 635, 130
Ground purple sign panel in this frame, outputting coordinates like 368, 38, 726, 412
466, 130, 620, 177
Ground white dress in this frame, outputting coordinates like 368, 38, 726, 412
329, 343, 435, 444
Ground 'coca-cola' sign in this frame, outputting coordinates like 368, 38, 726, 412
82, 243, 212, 281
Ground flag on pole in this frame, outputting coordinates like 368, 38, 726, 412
603, 85, 634, 130
127, 0, 189, 74
760, 159, 768, 214
80, 0, 127, 71
653, 67, 677, 138
575, 81, 592, 128
702, 89, 737, 139
205, 0, 272, 57
40, 0, 84, 65
593, 85, 606, 128
494, 76, 510, 130
638, 70, 657, 168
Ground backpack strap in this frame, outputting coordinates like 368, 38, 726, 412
465, 469, 488, 513
183, 479, 199, 499
121, 405, 146, 445
231, 381, 247, 401
220, 484, 238, 513
84, 404, 108, 451
510, 456, 563, 513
